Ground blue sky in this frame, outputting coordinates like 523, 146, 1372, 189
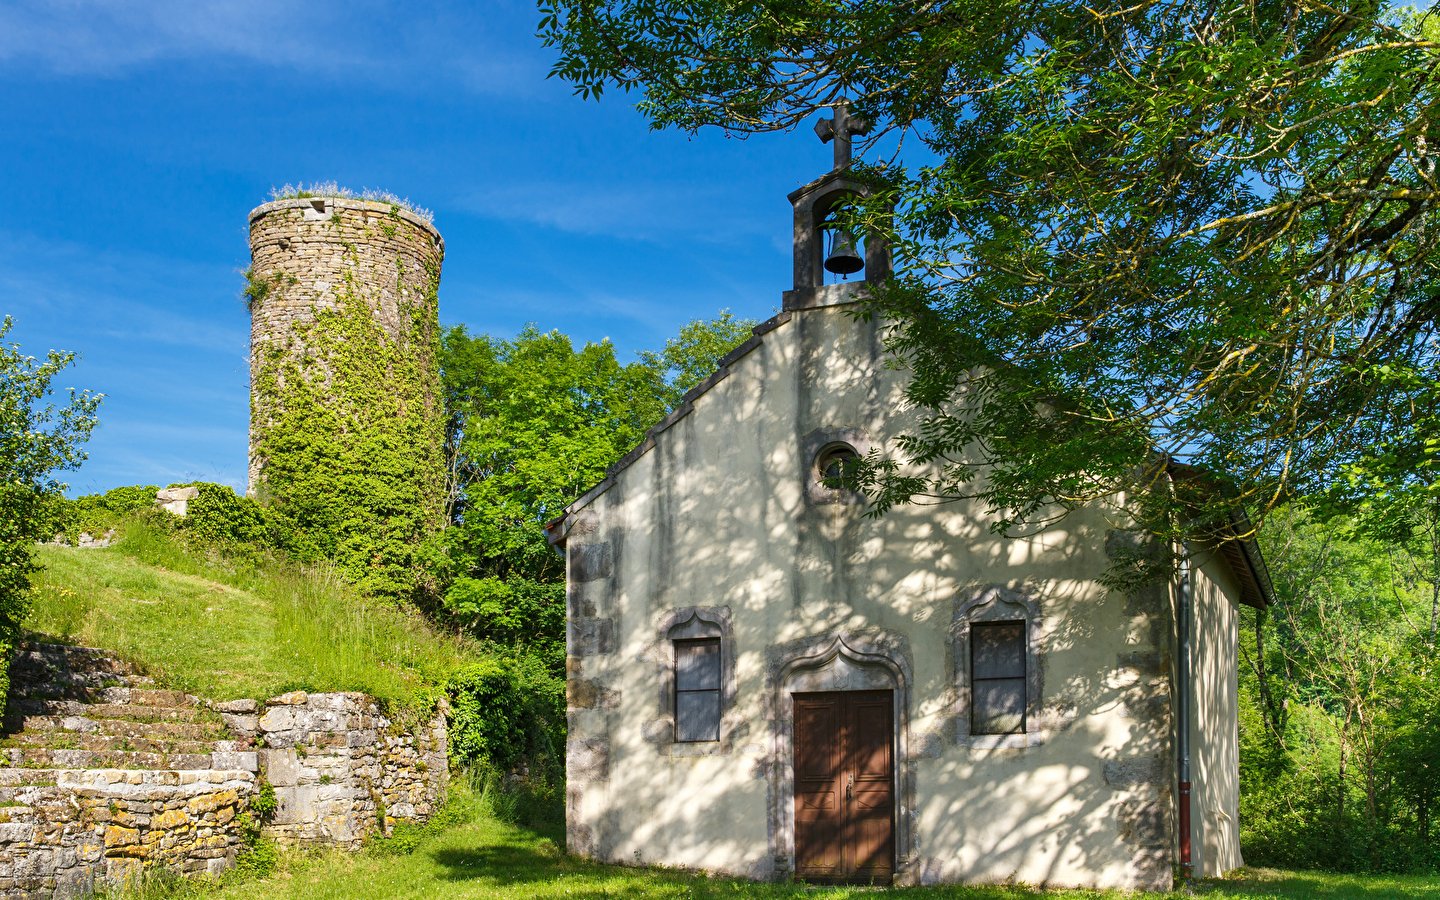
0, 0, 841, 496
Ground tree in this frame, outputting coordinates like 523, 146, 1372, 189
639, 309, 758, 402
0, 316, 101, 690
437, 312, 755, 667
541, 0, 1440, 569
1240, 504, 1440, 871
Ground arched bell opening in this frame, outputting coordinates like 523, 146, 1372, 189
812, 189, 867, 285
786, 173, 891, 304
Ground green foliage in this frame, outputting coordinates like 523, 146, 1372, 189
469, 762, 563, 829
446, 654, 562, 779
249, 780, 278, 822
1240, 505, 1440, 873
229, 828, 279, 882
440, 324, 669, 581
441, 576, 564, 665
638, 308, 759, 401
543, 0, 1440, 573
240, 268, 271, 309
0, 315, 100, 701
27, 524, 472, 713
249, 241, 446, 602
43, 484, 159, 543
438, 312, 754, 674
367, 785, 483, 857
185, 482, 292, 553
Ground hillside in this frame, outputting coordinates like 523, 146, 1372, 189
24, 531, 469, 709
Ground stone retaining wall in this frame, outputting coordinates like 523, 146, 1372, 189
0, 686, 446, 898
239, 692, 447, 850
0, 768, 255, 899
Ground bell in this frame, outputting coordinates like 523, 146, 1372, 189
824, 229, 864, 277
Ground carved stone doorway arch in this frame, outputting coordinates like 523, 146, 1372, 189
764, 631, 915, 882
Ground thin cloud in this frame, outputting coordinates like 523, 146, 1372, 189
0, 0, 546, 94
0, 230, 246, 355
458, 181, 777, 244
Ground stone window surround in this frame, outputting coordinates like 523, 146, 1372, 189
649, 607, 738, 757
950, 585, 1048, 750
801, 426, 873, 505
765, 630, 917, 883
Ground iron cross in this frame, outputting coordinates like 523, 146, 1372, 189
814, 102, 872, 171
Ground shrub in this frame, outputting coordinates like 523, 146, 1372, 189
0, 317, 100, 700
446, 654, 562, 781
249, 780, 279, 822
367, 787, 482, 857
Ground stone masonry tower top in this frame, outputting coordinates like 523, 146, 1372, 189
247, 197, 444, 357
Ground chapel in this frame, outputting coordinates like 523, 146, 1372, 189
544, 106, 1272, 890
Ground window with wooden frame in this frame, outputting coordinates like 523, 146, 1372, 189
675, 638, 722, 742
970, 621, 1026, 734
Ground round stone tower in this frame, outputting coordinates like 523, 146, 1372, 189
246, 196, 446, 596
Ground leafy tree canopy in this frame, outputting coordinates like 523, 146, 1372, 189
437, 312, 755, 664
541, 0, 1440, 571
0, 316, 100, 686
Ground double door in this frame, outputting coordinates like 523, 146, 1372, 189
792, 690, 895, 884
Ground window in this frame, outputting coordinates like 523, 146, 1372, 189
675, 639, 722, 742
818, 445, 858, 488
971, 621, 1026, 734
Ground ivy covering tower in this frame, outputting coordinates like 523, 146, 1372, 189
246, 194, 446, 598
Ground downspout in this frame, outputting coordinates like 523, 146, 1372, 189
1177, 549, 1193, 880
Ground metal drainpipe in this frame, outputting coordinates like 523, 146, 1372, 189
1177, 550, 1193, 880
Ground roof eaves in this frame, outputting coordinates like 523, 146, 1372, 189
1165, 462, 1274, 609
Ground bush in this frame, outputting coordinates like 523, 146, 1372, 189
186, 482, 281, 549
447, 653, 563, 782
41, 484, 158, 545
0, 318, 100, 702
368, 786, 483, 857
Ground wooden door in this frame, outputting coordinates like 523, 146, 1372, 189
793, 690, 894, 884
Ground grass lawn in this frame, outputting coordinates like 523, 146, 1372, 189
169, 808, 1438, 900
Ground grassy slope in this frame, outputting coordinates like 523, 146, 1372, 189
29, 545, 276, 700
191, 812, 1439, 900
25, 533, 474, 708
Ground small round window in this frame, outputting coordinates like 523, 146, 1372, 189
818, 445, 858, 487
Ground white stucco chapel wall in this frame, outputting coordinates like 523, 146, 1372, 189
558, 299, 1247, 890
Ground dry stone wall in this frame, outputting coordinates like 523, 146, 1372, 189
241, 692, 447, 849
0, 768, 256, 899
1, 644, 447, 899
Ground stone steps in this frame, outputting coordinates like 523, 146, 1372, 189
8, 685, 188, 708
3, 732, 221, 756
0, 638, 444, 896
2, 641, 255, 779
6, 675, 156, 703
9, 715, 225, 741
0, 747, 221, 771
0, 639, 391, 896
5, 644, 157, 710
6, 698, 211, 724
